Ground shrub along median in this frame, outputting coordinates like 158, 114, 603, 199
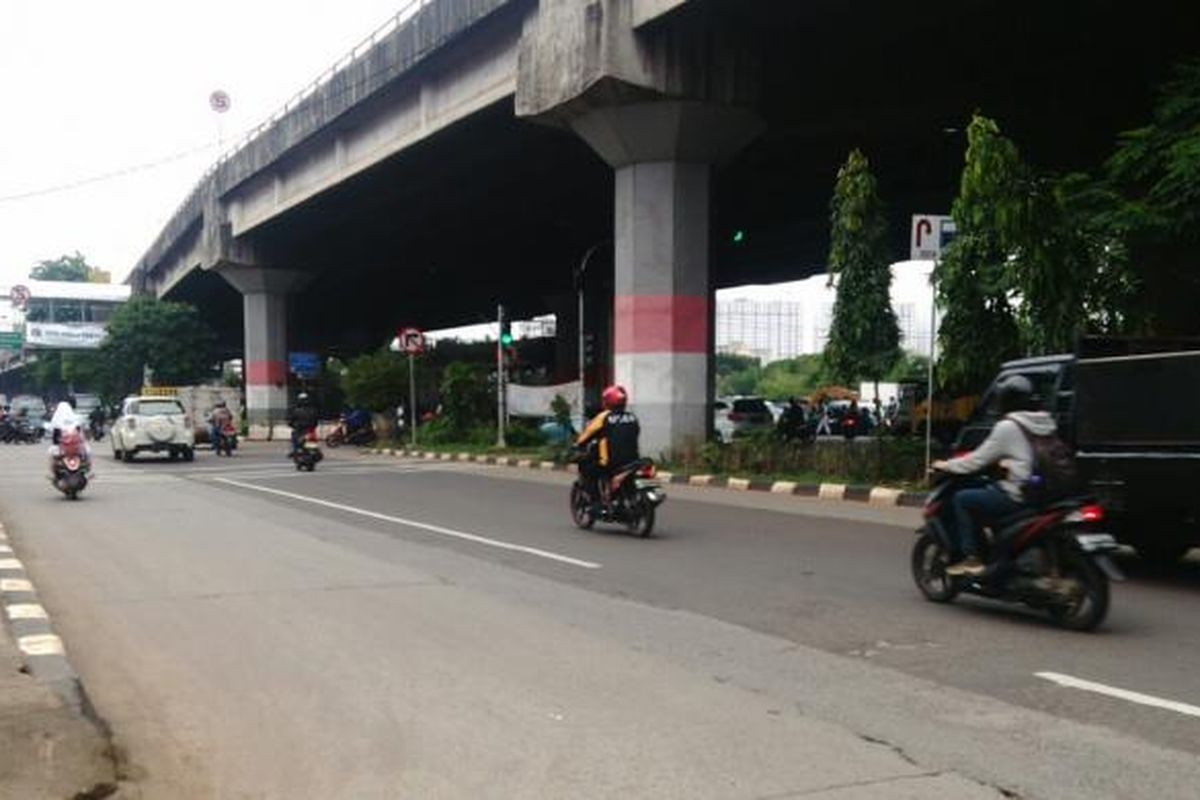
375, 427, 929, 491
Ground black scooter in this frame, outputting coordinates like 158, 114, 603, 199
912, 473, 1123, 631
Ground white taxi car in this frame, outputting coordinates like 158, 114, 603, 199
111, 396, 195, 462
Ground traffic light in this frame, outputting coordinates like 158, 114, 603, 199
583, 332, 597, 367
500, 328, 514, 348
731, 229, 746, 244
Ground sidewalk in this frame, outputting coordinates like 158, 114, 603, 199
0, 517, 117, 799
0, 623, 116, 799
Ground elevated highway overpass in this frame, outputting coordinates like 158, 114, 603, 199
128, 0, 1196, 452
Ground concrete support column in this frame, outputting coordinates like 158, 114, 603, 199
569, 101, 761, 456
613, 160, 710, 456
215, 265, 308, 439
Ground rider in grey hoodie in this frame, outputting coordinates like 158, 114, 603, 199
933, 375, 1056, 576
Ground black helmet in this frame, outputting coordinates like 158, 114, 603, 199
997, 374, 1034, 414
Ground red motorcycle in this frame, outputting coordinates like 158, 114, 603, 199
911, 474, 1122, 631
52, 429, 91, 500
214, 422, 238, 457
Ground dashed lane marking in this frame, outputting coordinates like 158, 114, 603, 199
1036, 671, 1200, 719
213, 477, 602, 570
1, 578, 33, 592
0, 558, 24, 570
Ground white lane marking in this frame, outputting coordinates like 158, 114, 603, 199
0, 544, 11, 554
1036, 671, 1200, 719
6, 603, 47, 620
213, 478, 601, 570
0, 558, 24, 570
1, 579, 33, 592
18, 634, 65, 657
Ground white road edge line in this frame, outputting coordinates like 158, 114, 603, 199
213, 477, 602, 570
1036, 671, 1200, 719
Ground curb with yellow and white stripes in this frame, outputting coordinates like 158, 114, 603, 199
0, 521, 82, 705
367, 448, 926, 508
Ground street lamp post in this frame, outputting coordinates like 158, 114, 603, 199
575, 242, 606, 430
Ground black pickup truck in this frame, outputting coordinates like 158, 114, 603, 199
955, 338, 1200, 564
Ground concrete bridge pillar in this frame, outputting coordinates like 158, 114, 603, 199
569, 102, 760, 456
215, 265, 309, 438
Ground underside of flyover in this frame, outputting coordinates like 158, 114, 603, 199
164, 0, 1195, 364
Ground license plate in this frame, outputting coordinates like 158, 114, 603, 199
304, 442, 320, 450
1075, 532, 1118, 552
635, 480, 660, 490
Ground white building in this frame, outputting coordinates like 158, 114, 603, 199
716, 260, 937, 363
0, 279, 131, 352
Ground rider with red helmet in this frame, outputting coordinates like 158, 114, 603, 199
576, 385, 641, 506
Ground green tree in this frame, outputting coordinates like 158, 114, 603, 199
715, 353, 761, 396
823, 150, 900, 387
98, 297, 217, 391
757, 354, 828, 400
935, 116, 1024, 392
439, 361, 491, 436
30, 252, 110, 283
342, 350, 409, 412
1104, 60, 1200, 334
937, 114, 1137, 390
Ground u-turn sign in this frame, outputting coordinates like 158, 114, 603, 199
911, 214, 957, 261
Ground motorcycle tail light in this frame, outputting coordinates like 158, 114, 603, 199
305, 428, 318, 442
638, 463, 656, 478
924, 500, 942, 519
1064, 504, 1105, 524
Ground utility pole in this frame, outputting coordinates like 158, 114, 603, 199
496, 303, 507, 448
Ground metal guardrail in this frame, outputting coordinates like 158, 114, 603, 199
155, 0, 434, 242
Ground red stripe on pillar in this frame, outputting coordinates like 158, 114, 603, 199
246, 360, 288, 385
614, 295, 709, 354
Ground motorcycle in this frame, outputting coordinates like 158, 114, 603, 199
214, 423, 238, 457
52, 430, 90, 500
88, 416, 105, 441
569, 455, 665, 537
911, 473, 1123, 631
324, 417, 376, 448
292, 428, 324, 472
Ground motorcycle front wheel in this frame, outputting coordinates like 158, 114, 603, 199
911, 531, 960, 603
628, 500, 655, 538
569, 482, 595, 530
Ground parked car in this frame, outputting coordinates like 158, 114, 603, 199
10, 394, 47, 421
110, 396, 195, 462
714, 396, 774, 442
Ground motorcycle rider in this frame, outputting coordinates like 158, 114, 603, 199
47, 396, 89, 478
209, 401, 234, 448
575, 385, 641, 512
777, 397, 811, 442
932, 375, 1056, 577
286, 392, 319, 455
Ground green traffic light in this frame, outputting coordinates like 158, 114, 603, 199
500, 332, 514, 347
732, 229, 745, 244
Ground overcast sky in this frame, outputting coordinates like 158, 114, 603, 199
0, 0, 413, 288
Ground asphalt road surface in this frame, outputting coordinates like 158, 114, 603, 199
2, 442, 1198, 798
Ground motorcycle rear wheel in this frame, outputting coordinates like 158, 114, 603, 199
569, 483, 595, 530
1046, 553, 1109, 632
911, 531, 960, 603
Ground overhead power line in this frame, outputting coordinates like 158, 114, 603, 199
0, 139, 222, 204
